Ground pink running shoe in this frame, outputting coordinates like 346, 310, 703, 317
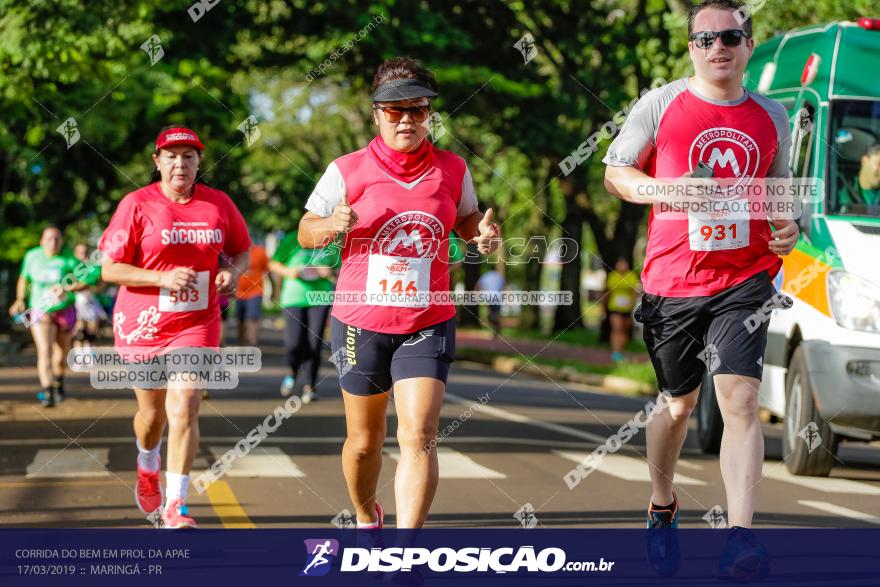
356, 501, 383, 529
135, 457, 163, 515
162, 498, 197, 529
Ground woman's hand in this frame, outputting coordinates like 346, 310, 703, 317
8, 299, 26, 317
158, 267, 198, 292
330, 193, 358, 234
472, 208, 501, 255
215, 268, 237, 296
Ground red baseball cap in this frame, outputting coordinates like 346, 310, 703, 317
155, 127, 205, 151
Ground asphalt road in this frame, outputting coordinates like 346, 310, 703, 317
1, 330, 879, 530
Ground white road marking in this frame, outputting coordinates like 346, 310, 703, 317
798, 500, 880, 525
26, 448, 110, 479
763, 466, 880, 495
207, 446, 305, 478
445, 392, 609, 444
554, 451, 707, 486
384, 447, 506, 479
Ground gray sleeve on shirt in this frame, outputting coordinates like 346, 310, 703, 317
751, 92, 793, 178
602, 78, 689, 170
305, 161, 347, 217
457, 166, 479, 217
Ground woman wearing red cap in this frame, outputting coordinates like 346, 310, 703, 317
99, 126, 251, 528
299, 57, 500, 528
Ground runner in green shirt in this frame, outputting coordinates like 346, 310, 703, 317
269, 230, 340, 402
8, 226, 99, 406
605, 257, 641, 363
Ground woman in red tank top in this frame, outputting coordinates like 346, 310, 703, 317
299, 57, 500, 529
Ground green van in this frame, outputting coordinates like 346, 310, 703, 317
696, 18, 880, 476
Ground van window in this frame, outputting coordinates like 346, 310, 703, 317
790, 104, 815, 178
828, 99, 880, 217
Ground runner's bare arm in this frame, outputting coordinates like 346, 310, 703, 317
453, 210, 483, 241
8, 275, 28, 315
216, 250, 249, 296
298, 200, 357, 248
102, 261, 197, 291
268, 259, 300, 280
604, 166, 666, 204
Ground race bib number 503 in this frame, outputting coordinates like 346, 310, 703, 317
159, 270, 209, 312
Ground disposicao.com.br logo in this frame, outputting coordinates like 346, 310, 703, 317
300, 540, 614, 576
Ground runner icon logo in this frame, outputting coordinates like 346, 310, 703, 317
703, 505, 728, 529
798, 422, 822, 453
514, 503, 539, 529
301, 539, 339, 577
697, 344, 721, 372
331, 510, 356, 529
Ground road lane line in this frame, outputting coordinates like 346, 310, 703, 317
26, 448, 110, 479
0, 436, 598, 447
554, 451, 707, 486
384, 447, 506, 479
797, 500, 880, 525
677, 459, 703, 470
207, 446, 305, 478
444, 392, 608, 444
763, 467, 880, 495
204, 480, 255, 528
0, 479, 119, 488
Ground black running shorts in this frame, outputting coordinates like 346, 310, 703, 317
329, 316, 456, 395
639, 271, 777, 396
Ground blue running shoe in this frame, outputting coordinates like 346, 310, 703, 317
718, 526, 770, 582
646, 493, 680, 577
280, 375, 295, 397
37, 388, 55, 408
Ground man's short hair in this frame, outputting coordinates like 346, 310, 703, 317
688, 0, 753, 38
866, 143, 880, 157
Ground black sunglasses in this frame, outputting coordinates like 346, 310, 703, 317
372, 104, 432, 123
689, 29, 751, 49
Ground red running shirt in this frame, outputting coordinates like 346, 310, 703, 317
603, 78, 791, 297
305, 140, 479, 334
99, 183, 251, 350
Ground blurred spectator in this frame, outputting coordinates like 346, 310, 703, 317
235, 244, 270, 346
476, 266, 505, 338
605, 257, 640, 362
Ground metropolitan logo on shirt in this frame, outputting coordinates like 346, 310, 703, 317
689, 127, 760, 197
373, 211, 443, 259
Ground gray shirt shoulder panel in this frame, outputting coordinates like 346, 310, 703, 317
602, 78, 689, 169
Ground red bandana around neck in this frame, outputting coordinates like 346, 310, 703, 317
367, 135, 435, 183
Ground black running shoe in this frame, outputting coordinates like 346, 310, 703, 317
718, 526, 770, 582
646, 494, 680, 577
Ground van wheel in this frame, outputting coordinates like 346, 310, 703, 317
783, 347, 838, 476
696, 370, 723, 454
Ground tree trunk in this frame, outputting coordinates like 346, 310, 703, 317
518, 163, 552, 332
458, 242, 483, 327
552, 177, 586, 333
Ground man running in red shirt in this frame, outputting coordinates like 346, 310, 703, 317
604, 0, 797, 579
